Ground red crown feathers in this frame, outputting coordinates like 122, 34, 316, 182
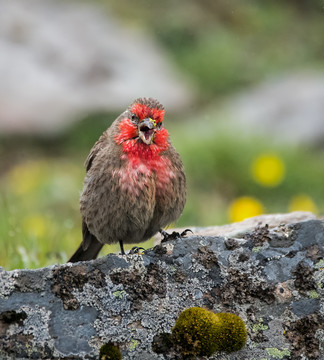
131, 103, 165, 123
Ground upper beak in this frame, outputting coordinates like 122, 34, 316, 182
138, 118, 156, 145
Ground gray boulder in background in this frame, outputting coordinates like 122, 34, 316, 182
1, 212, 324, 359
0, 0, 193, 135
227, 71, 324, 146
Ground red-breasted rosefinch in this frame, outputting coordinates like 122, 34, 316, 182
69, 97, 186, 261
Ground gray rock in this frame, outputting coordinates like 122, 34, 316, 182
292, 299, 320, 317
153, 211, 316, 241
227, 71, 324, 146
0, 0, 193, 135
1, 214, 324, 359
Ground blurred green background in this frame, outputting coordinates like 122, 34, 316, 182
1, 0, 324, 269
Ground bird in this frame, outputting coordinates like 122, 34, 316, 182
68, 97, 186, 262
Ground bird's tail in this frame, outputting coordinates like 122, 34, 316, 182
68, 222, 103, 262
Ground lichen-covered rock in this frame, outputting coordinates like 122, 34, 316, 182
0, 215, 324, 359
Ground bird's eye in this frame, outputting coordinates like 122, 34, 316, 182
131, 113, 137, 122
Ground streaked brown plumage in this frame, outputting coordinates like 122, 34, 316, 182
68, 98, 186, 262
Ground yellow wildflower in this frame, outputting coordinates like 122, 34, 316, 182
229, 196, 264, 222
251, 153, 285, 187
288, 194, 317, 214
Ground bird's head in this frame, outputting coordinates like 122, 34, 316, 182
115, 98, 169, 155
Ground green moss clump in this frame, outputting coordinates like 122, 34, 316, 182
99, 343, 122, 360
172, 307, 220, 357
172, 307, 247, 357
213, 313, 247, 352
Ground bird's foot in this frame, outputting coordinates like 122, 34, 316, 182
180, 229, 193, 237
160, 228, 193, 243
128, 246, 146, 255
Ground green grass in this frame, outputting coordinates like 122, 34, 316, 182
0, 159, 82, 269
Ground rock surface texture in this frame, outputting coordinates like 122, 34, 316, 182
0, 213, 324, 359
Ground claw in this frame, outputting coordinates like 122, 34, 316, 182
128, 246, 145, 255
160, 228, 193, 243
180, 229, 193, 237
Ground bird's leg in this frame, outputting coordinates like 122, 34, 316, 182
119, 240, 126, 255
160, 228, 193, 243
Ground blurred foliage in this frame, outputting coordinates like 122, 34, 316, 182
168, 118, 324, 227
1, 0, 324, 269
0, 159, 82, 269
103, 0, 324, 99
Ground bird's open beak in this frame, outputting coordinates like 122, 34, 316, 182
138, 118, 156, 145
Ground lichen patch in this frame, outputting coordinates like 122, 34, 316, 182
51, 265, 106, 310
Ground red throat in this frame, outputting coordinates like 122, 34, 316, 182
115, 118, 169, 163
114, 117, 174, 193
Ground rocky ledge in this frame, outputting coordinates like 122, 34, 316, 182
0, 212, 323, 359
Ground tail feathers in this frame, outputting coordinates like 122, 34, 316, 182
68, 238, 103, 262
68, 222, 103, 263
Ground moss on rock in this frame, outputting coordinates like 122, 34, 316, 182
213, 312, 247, 352
99, 343, 122, 360
172, 307, 219, 357
172, 307, 247, 357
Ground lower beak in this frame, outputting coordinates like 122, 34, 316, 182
138, 118, 156, 145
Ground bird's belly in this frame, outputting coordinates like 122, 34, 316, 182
114, 163, 153, 196
116, 156, 176, 195
82, 157, 177, 245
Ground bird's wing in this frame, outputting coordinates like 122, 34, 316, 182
84, 131, 109, 172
